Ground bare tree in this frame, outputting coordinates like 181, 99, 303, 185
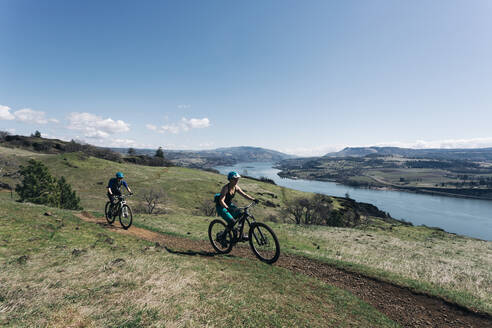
142, 188, 166, 214
197, 199, 216, 216
282, 194, 334, 225
0, 130, 10, 141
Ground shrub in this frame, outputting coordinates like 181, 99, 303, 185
15, 160, 82, 210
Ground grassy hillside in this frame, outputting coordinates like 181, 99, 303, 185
1, 146, 491, 315
0, 194, 399, 327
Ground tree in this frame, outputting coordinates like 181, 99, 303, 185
15, 159, 82, 210
155, 147, 164, 158
128, 147, 136, 155
142, 188, 166, 214
57, 176, 82, 210
197, 199, 216, 216
31, 130, 41, 138
16, 159, 59, 206
0, 130, 10, 141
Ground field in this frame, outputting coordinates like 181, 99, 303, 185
0, 195, 400, 327
1, 146, 491, 323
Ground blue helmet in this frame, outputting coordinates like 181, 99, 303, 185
227, 171, 241, 180
116, 172, 124, 178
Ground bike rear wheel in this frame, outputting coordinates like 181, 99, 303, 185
208, 219, 233, 254
105, 201, 116, 224
119, 204, 133, 230
249, 222, 280, 264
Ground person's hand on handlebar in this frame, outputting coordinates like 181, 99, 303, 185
254, 199, 259, 204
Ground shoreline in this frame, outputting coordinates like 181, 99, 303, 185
276, 172, 492, 201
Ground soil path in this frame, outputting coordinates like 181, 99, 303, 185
76, 212, 491, 328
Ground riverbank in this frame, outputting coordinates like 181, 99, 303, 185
216, 162, 492, 240
277, 170, 492, 201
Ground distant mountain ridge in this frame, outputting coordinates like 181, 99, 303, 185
324, 146, 492, 162
111, 146, 295, 168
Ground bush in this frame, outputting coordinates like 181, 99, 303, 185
15, 159, 82, 210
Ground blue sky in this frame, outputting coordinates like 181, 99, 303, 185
1, 0, 492, 155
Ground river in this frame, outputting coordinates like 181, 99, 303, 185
214, 162, 492, 241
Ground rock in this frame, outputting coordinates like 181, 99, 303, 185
44, 212, 53, 216
72, 248, 86, 256
110, 258, 125, 267
16, 255, 29, 264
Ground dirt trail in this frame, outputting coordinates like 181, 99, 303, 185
76, 212, 491, 328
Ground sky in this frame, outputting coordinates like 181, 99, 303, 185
1, 0, 492, 156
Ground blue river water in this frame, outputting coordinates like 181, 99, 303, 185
214, 162, 492, 241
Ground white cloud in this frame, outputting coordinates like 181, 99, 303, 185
177, 104, 191, 109
160, 124, 181, 134
14, 108, 53, 124
182, 117, 210, 129
158, 117, 210, 134
287, 137, 492, 157
68, 112, 130, 138
372, 137, 492, 149
0, 105, 15, 120
280, 145, 342, 157
145, 124, 157, 131
0, 106, 59, 124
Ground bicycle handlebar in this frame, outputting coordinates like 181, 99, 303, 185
237, 200, 258, 211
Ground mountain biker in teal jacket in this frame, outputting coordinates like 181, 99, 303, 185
107, 172, 132, 204
215, 171, 257, 228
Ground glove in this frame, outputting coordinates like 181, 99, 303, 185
254, 199, 259, 204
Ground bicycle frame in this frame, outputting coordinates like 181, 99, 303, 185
111, 194, 132, 213
228, 202, 257, 242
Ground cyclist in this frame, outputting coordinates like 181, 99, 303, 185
215, 171, 258, 231
107, 172, 132, 205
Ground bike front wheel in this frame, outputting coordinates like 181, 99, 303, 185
249, 222, 280, 264
208, 219, 233, 254
119, 204, 133, 230
105, 201, 116, 224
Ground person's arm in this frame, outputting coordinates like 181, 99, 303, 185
236, 186, 255, 201
123, 181, 132, 194
107, 180, 113, 195
219, 185, 229, 209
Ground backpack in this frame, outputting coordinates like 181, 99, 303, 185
213, 193, 221, 204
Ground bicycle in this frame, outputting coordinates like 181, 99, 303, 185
208, 201, 280, 264
104, 194, 133, 230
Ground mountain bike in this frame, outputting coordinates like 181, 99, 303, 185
208, 201, 280, 264
105, 194, 133, 230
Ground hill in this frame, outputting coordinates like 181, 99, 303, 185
325, 146, 492, 162
0, 196, 402, 327
1, 146, 491, 320
112, 146, 295, 168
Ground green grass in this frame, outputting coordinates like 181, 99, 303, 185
0, 195, 399, 327
2, 146, 491, 315
0, 147, 308, 218
130, 209, 492, 314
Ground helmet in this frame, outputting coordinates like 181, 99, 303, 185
227, 171, 241, 180
116, 172, 124, 178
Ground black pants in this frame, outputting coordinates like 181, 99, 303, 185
107, 192, 121, 204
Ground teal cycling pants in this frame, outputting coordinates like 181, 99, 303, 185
216, 204, 240, 225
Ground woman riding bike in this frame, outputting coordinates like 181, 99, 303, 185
214, 171, 258, 232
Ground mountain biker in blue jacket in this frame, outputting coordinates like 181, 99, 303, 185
107, 172, 132, 204
215, 171, 257, 228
